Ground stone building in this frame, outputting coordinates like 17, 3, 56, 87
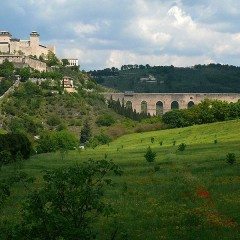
0, 31, 55, 57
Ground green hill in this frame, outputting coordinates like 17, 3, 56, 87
89, 64, 240, 93
1, 120, 240, 239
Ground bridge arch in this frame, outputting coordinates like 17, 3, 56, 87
171, 101, 179, 110
141, 101, 148, 114
126, 100, 132, 109
156, 101, 164, 115
188, 101, 195, 108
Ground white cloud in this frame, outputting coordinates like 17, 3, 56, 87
2, 0, 240, 69
71, 22, 99, 35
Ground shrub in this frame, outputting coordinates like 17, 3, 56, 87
37, 130, 78, 154
0, 133, 32, 162
95, 133, 112, 145
96, 114, 115, 127
0, 150, 13, 165
178, 143, 186, 151
226, 153, 236, 165
46, 115, 62, 126
144, 146, 156, 163
214, 139, 218, 144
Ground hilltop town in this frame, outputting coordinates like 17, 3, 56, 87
0, 31, 78, 72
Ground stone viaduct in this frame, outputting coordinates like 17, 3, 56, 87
104, 92, 240, 116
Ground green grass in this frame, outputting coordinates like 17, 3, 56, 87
1, 120, 240, 239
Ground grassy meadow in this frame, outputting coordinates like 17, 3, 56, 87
1, 120, 240, 239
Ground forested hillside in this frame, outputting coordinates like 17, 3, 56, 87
89, 64, 240, 93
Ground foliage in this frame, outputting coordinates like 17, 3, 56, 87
13, 159, 122, 240
61, 58, 69, 66
90, 133, 112, 148
96, 114, 115, 126
0, 60, 15, 79
19, 67, 31, 82
46, 114, 62, 126
89, 63, 240, 93
0, 150, 13, 165
162, 99, 240, 128
178, 143, 187, 151
80, 120, 92, 144
0, 78, 14, 96
226, 153, 236, 165
0, 171, 34, 208
0, 133, 32, 164
46, 51, 60, 67
37, 130, 78, 154
144, 146, 156, 163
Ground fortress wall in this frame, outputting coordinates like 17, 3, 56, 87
0, 55, 23, 64
0, 55, 46, 72
0, 43, 10, 53
104, 93, 240, 115
24, 57, 47, 72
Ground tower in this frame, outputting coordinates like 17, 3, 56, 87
0, 31, 12, 42
0, 31, 12, 53
30, 31, 40, 56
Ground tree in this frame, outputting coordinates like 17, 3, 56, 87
96, 114, 115, 127
144, 146, 156, 163
19, 67, 31, 82
14, 159, 122, 240
62, 59, 69, 66
0, 133, 32, 163
80, 120, 91, 144
46, 51, 60, 67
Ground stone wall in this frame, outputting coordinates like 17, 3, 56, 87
24, 57, 47, 72
0, 55, 46, 72
104, 92, 240, 115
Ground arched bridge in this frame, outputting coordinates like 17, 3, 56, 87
104, 92, 240, 116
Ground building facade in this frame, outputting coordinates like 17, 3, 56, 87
66, 58, 79, 67
0, 31, 55, 58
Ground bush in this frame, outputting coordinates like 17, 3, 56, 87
37, 130, 78, 154
0, 133, 32, 163
0, 150, 13, 165
96, 114, 115, 127
46, 115, 62, 126
144, 146, 156, 163
95, 133, 112, 145
178, 143, 186, 151
226, 153, 236, 165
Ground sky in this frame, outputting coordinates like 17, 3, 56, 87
1, 0, 240, 70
